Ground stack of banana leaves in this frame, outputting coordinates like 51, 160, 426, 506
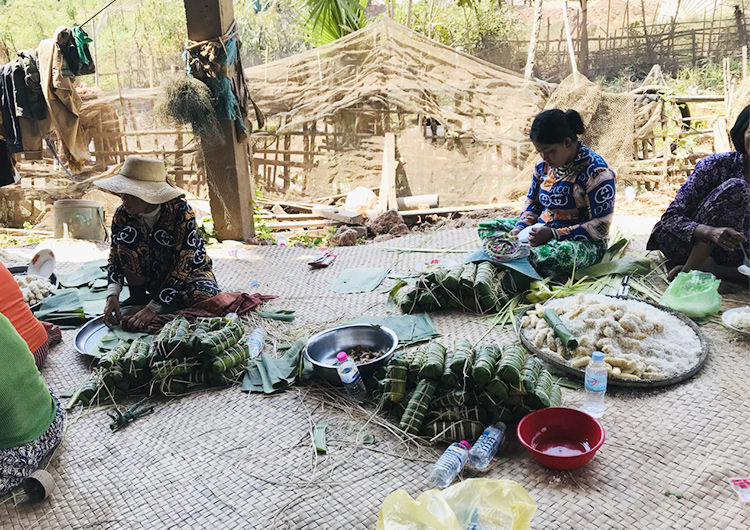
67, 316, 249, 409
390, 263, 511, 315
375, 339, 562, 443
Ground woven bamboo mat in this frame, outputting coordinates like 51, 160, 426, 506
2, 227, 750, 529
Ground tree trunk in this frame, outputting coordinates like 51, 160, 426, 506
579, 0, 589, 75
524, 0, 544, 79
406, 0, 413, 28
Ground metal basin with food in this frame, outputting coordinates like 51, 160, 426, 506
305, 324, 399, 386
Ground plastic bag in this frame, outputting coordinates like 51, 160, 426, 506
345, 186, 378, 215
375, 478, 537, 530
659, 270, 722, 319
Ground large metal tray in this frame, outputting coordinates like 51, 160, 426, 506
74, 305, 143, 357
9, 265, 59, 312
516, 295, 710, 389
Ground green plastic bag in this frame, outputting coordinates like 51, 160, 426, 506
659, 270, 722, 319
376, 478, 537, 530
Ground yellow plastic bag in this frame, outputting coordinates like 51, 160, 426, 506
376, 478, 537, 530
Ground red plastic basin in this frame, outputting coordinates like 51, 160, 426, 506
517, 407, 605, 470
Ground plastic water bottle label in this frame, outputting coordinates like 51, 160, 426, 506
585, 373, 606, 392
443, 445, 468, 468
340, 366, 361, 385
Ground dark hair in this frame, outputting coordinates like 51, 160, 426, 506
529, 109, 585, 145
730, 104, 750, 157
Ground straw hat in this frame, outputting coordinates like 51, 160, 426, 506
94, 156, 184, 204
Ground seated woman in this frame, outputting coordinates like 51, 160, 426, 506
479, 109, 616, 278
97, 156, 221, 331
647, 105, 750, 283
0, 313, 64, 495
0, 262, 53, 368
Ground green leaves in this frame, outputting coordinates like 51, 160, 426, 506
299, 0, 368, 46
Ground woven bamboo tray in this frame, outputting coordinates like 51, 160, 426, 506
516, 295, 710, 389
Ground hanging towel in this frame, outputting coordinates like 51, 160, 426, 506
37, 27, 90, 171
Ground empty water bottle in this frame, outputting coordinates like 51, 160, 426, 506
336, 352, 367, 402
468, 422, 506, 470
583, 351, 607, 418
430, 440, 471, 489
247, 328, 267, 359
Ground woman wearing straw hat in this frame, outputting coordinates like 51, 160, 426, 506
96, 156, 220, 331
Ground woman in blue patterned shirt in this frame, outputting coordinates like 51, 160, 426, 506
479, 109, 616, 277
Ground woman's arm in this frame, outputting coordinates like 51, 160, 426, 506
656, 155, 731, 245
515, 161, 545, 230
554, 168, 616, 241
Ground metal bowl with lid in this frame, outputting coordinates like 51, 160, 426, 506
305, 324, 399, 386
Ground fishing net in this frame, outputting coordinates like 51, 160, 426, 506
154, 74, 224, 146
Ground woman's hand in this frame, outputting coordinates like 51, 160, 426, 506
123, 307, 157, 331
528, 226, 554, 247
103, 295, 121, 328
696, 225, 746, 251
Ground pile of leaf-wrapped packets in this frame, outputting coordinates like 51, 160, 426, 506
390, 263, 512, 314
375, 339, 562, 442
67, 316, 249, 408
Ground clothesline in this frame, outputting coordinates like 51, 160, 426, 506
80, 0, 122, 28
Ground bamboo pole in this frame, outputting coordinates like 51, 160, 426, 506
524, 0, 544, 79
743, 45, 748, 79
561, 0, 579, 80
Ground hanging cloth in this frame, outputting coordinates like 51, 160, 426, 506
0, 64, 24, 154
71, 26, 95, 75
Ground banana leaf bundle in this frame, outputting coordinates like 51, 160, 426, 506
418, 342, 446, 380
449, 339, 474, 380
382, 355, 409, 403
478, 393, 513, 423
194, 321, 244, 356
425, 406, 487, 425
526, 370, 555, 409
473, 344, 501, 386
497, 344, 527, 386
103, 365, 128, 393
441, 348, 459, 389
159, 376, 190, 395
407, 347, 426, 383
393, 389, 415, 419
421, 420, 484, 443
459, 263, 477, 291
433, 389, 476, 409
391, 282, 418, 313
399, 379, 438, 435
194, 316, 231, 332
521, 357, 544, 394
123, 337, 151, 372
208, 365, 247, 387
484, 376, 509, 401
210, 343, 250, 373
151, 358, 199, 379
152, 316, 192, 359
549, 381, 563, 407
511, 403, 534, 422
99, 340, 130, 369
441, 266, 462, 292
66, 371, 104, 409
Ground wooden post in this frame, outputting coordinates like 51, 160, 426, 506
579, 0, 589, 75
379, 133, 397, 212
743, 45, 748, 79
723, 57, 731, 116
183, 0, 254, 241
524, 0, 544, 79
561, 0, 579, 80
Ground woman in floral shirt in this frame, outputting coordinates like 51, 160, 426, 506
647, 106, 749, 283
479, 109, 616, 277
96, 156, 220, 331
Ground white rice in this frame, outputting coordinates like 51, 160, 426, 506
727, 310, 750, 332
542, 294, 702, 378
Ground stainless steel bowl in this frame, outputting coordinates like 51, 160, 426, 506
305, 324, 399, 386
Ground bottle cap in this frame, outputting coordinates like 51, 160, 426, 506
592, 351, 604, 361
336, 351, 348, 362
459, 440, 471, 450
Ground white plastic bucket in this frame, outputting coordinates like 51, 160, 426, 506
52, 199, 107, 241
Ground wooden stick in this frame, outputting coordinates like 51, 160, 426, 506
743, 45, 748, 79
560, 0, 579, 80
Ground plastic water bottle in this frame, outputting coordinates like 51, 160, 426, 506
430, 440, 471, 488
247, 328, 267, 359
583, 351, 607, 418
336, 352, 366, 402
468, 422, 507, 470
